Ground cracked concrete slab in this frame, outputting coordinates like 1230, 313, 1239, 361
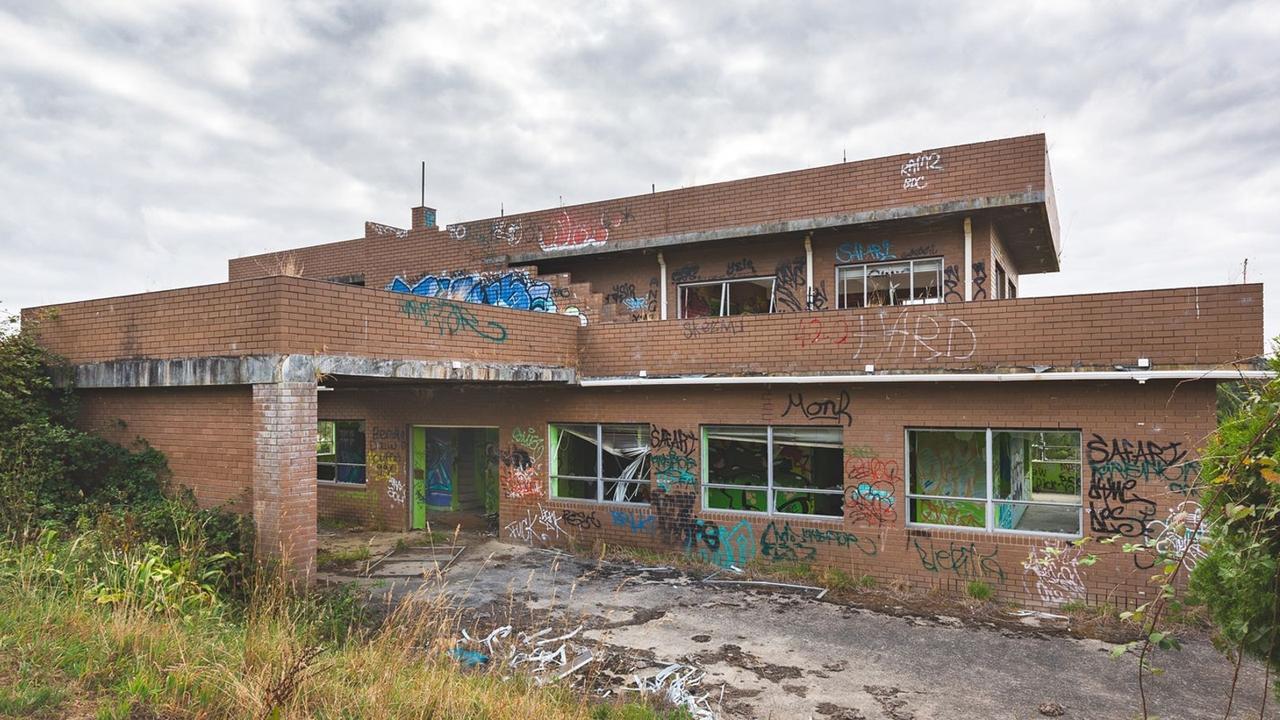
326, 537, 1277, 720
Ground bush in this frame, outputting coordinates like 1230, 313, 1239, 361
1189, 351, 1280, 700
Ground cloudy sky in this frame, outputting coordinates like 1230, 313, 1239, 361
2, 1, 1277, 343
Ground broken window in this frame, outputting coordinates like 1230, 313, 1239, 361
703, 426, 843, 517
549, 423, 651, 504
907, 428, 1082, 536
678, 277, 776, 318
317, 420, 366, 484
837, 258, 942, 308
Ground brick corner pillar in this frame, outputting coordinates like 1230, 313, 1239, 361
252, 381, 318, 584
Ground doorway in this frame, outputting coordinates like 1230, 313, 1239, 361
410, 426, 499, 530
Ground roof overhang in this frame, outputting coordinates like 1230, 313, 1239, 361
577, 369, 1273, 387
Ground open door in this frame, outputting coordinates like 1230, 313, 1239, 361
411, 426, 499, 530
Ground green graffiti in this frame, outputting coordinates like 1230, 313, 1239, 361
399, 298, 508, 343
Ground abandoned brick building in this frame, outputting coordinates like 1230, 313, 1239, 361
25, 133, 1268, 609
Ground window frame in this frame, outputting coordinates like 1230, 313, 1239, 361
904, 427, 1083, 539
548, 422, 651, 506
317, 419, 367, 485
700, 424, 844, 520
836, 257, 944, 309
676, 275, 777, 319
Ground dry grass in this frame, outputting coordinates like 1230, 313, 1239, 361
0, 535, 687, 719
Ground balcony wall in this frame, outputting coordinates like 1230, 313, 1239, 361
578, 284, 1264, 378
26, 276, 581, 371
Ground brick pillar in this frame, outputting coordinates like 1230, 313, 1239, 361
252, 381, 317, 582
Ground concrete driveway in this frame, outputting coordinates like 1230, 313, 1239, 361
321, 535, 1276, 720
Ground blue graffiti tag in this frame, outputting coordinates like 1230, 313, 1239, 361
388, 272, 558, 313
836, 241, 894, 264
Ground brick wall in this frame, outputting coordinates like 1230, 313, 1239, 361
253, 382, 317, 580
77, 386, 255, 511
579, 284, 1264, 376
311, 378, 1217, 610
229, 134, 1051, 291
26, 275, 581, 369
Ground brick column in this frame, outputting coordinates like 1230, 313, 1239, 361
252, 381, 317, 582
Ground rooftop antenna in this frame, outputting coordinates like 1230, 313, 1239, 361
501, 202, 504, 217
842, 147, 846, 163
559, 195, 563, 207
420, 161, 425, 206
652, 183, 655, 194
1243, 258, 1248, 284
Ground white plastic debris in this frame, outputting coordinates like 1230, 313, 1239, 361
634, 663, 718, 720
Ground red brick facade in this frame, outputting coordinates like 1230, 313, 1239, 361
23, 134, 1266, 599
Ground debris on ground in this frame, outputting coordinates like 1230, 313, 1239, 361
455, 624, 595, 686
702, 568, 829, 599
1038, 701, 1066, 716
634, 663, 720, 720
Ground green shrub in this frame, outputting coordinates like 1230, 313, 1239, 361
966, 580, 993, 601
1190, 351, 1280, 700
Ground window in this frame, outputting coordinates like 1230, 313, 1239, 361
907, 428, 1082, 536
703, 426, 843, 517
550, 423, 650, 504
837, 258, 942, 308
994, 263, 1008, 300
318, 420, 366, 484
678, 277, 776, 318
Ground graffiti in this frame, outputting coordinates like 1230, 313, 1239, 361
698, 519, 757, 569
1135, 501, 1210, 570
782, 390, 852, 427
971, 261, 988, 300
425, 435, 456, 507
538, 208, 628, 252
605, 279, 659, 321
372, 427, 406, 451
760, 521, 877, 562
388, 271, 558, 314
446, 224, 467, 241
1023, 541, 1087, 606
1085, 434, 1199, 494
725, 258, 757, 277
610, 509, 656, 535
672, 264, 700, 283
901, 244, 938, 259
386, 476, 406, 506
844, 456, 899, 526
808, 281, 829, 311
901, 152, 943, 190
846, 445, 875, 458
367, 221, 409, 239
500, 447, 542, 499
1086, 434, 1159, 537
793, 311, 977, 362
561, 509, 600, 530
682, 316, 745, 339
512, 427, 545, 454
491, 219, 523, 246
911, 537, 1004, 582
399, 298, 508, 343
836, 241, 894, 264
943, 265, 962, 302
774, 257, 808, 312
505, 505, 566, 544
650, 427, 698, 456
563, 306, 588, 326
653, 453, 697, 491
653, 491, 720, 557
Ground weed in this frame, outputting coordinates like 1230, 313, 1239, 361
966, 580, 993, 601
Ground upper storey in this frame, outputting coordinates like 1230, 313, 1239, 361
229, 133, 1060, 292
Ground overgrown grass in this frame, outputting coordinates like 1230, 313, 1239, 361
0, 530, 685, 719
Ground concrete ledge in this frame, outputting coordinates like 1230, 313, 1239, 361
505, 192, 1046, 264
59, 354, 577, 388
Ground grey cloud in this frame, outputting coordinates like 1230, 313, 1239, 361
0, 0, 1276, 344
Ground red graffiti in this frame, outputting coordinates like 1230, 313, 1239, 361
843, 457, 900, 526
538, 209, 628, 252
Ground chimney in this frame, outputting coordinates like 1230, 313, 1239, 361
411, 206, 437, 230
